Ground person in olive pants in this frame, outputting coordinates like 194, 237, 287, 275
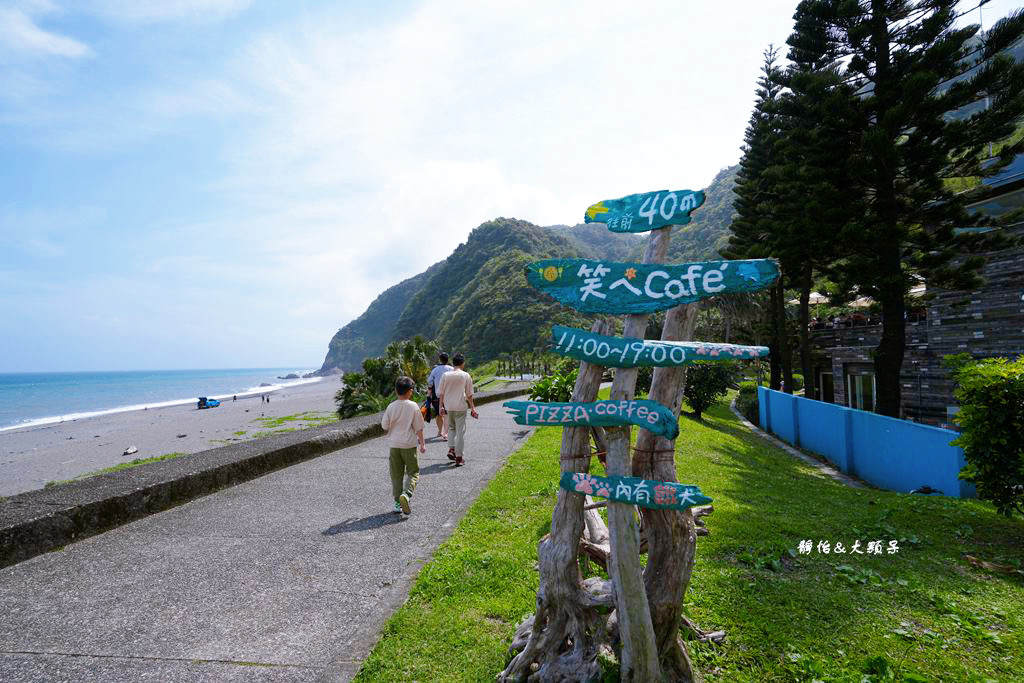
381, 376, 426, 514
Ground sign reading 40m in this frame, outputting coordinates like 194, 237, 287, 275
584, 189, 706, 233
526, 258, 780, 314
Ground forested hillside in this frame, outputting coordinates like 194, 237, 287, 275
318, 265, 441, 374
318, 166, 738, 374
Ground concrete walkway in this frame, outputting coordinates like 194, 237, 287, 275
0, 401, 534, 682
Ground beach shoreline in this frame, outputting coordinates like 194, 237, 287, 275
0, 378, 343, 497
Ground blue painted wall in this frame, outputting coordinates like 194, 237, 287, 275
758, 387, 975, 498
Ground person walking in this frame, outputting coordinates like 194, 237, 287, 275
438, 352, 478, 467
380, 376, 426, 514
426, 352, 454, 440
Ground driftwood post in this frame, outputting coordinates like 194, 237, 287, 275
501, 185, 778, 680
633, 302, 702, 679
602, 225, 672, 680
499, 319, 613, 682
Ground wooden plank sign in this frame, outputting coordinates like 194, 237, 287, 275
526, 258, 780, 314
551, 325, 769, 367
560, 472, 712, 511
584, 189, 706, 233
503, 399, 680, 439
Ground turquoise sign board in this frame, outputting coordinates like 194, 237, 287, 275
551, 325, 769, 368
584, 189, 706, 233
526, 258, 779, 314
560, 472, 712, 511
503, 399, 679, 440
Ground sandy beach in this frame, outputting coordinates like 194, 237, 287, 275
0, 378, 343, 497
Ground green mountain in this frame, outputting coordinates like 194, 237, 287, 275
624, 165, 740, 262
317, 265, 440, 374
317, 167, 738, 374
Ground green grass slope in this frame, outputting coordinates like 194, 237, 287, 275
354, 398, 1024, 682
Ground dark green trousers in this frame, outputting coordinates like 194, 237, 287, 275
389, 447, 419, 501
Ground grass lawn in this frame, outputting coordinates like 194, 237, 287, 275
45, 452, 189, 487
353, 397, 1024, 682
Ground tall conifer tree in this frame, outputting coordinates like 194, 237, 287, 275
724, 47, 793, 391
774, 0, 860, 400
822, 1, 1024, 416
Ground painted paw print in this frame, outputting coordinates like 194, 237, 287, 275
573, 473, 596, 495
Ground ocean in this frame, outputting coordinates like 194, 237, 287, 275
0, 368, 321, 432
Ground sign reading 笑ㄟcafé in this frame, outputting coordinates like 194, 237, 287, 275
526, 258, 780, 314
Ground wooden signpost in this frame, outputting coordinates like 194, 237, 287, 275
584, 188, 706, 232
502, 189, 782, 682
503, 399, 680, 439
551, 324, 769, 367
526, 258, 780, 313
560, 472, 712, 511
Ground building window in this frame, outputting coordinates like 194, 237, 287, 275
846, 370, 876, 412
817, 369, 835, 403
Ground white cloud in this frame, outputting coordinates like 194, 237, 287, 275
0, 5, 90, 58
84, 0, 252, 24
0, 0, 812, 368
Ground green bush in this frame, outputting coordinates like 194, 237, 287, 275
335, 336, 437, 418
947, 355, 1024, 516
635, 366, 653, 396
736, 380, 760, 424
529, 360, 578, 403
685, 361, 741, 420
737, 380, 758, 400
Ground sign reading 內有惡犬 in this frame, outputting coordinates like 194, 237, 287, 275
550, 325, 769, 368
584, 189, 706, 233
526, 258, 779, 314
560, 472, 712, 511
503, 399, 680, 439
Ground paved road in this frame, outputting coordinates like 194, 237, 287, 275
0, 400, 533, 682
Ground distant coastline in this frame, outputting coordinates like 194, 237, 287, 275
0, 368, 320, 433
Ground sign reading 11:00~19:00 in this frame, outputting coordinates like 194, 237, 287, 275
550, 325, 769, 368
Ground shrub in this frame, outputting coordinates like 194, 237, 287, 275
684, 361, 741, 420
947, 355, 1024, 516
737, 380, 758, 400
529, 360, 578, 403
635, 366, 653, 396
736, 380, 760, 424
335, 337, 437, 418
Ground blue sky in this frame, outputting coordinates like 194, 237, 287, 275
1, 0, 1017, 372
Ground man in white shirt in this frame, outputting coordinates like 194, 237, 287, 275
426, 352, 454, 440
438, 352, 478, 467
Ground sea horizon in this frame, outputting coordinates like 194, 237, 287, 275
0, 367, 323, 432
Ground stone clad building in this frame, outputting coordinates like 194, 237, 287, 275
809, 156, 1024, 428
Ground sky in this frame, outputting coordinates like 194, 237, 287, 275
1, 0, 1019, 372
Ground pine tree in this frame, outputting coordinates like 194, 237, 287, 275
773, 0, 860, 401
724, 46, 793, 391
825, 1, 1024, 416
